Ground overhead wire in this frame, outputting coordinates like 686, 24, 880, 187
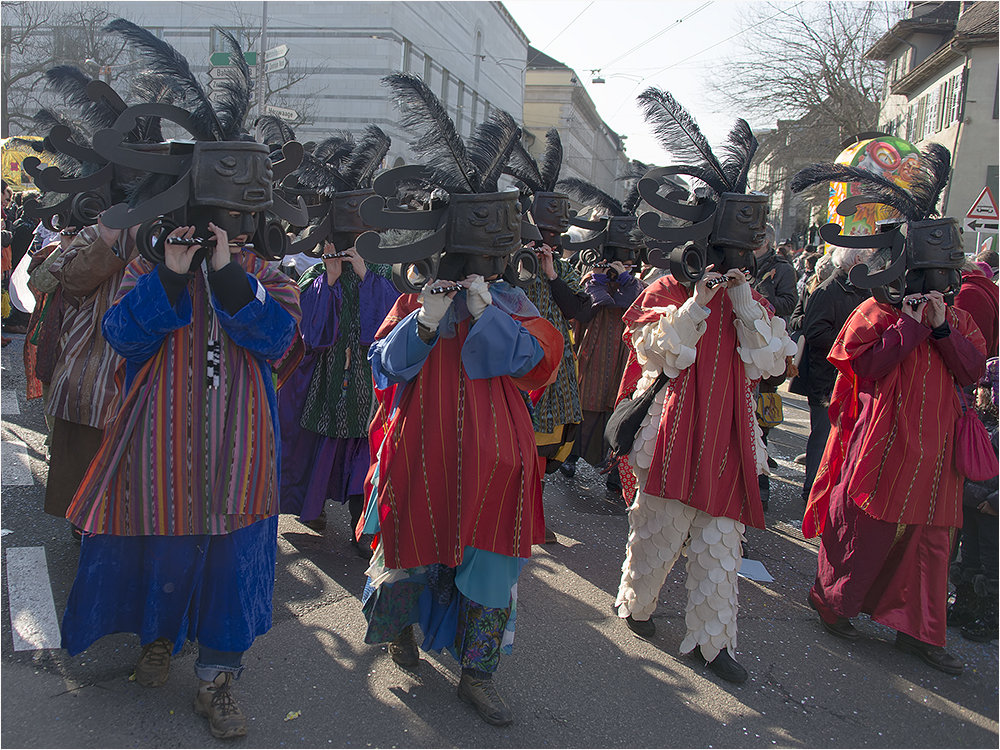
598, 1, 713, 70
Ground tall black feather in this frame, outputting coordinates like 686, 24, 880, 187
909, 143, 951, 218
538, 128, 563, 191
313, 135, 354, 167
294, 152, 352, 193
129, 72, 184, 141
255, 114, 296, 149
104, 18, 225, 141
383, 72, 475, 193
467, 110, 520, 193
558, 177, 626, 216
505, 140, 544, 194
789, 163, 924, 221
341, 125, 391, 190
33, 109, 92, 148
618, 159, 651, 215
637, 87, 729, 193
213, 28, 252, 138
719, 119, 757, 194
44, 66, 121, 132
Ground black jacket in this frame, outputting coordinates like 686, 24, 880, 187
789, 269, 869, 403
752, 250, 798, 320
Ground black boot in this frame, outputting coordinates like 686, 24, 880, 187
947, 569, 981, 627
388, 624, 420, 669
961, 576, 998, 643
458, 669, 513, 726
558, 458, 577, 478
348, 495, 372, 561
894, 631, 964, 675
693, 647, 749, 684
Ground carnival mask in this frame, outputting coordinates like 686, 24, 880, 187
530, 191, 572, 234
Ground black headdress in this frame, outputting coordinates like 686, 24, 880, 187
19, 64, 176, 233
556, 160, 649, 267
85, 19, 307, 263
504, 127, 574, 243
633, 88, 766, 284
354, 72, 539, 293
790, 142, 962, 305
265, 121, 391, 257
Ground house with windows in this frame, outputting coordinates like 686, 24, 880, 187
866, 1, 998, 219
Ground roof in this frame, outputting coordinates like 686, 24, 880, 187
526, 46, 571, 70
954, 1, 999, 36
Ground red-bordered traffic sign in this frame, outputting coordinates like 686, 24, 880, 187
964, 187, 998, 233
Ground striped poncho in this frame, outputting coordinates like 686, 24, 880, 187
66, 252, 300, 536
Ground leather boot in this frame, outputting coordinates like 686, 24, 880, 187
694, 646, 749, 684
961, 576, 998, 643
193, 672, 247, 739
457, 670, 513, 726
135, 637, 172, 687
388, 624, 420, 670
947, 569, 981, 627
894, 631, 964, 675
348, 495, 372, 560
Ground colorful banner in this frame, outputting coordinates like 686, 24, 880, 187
830, 135, 920, 237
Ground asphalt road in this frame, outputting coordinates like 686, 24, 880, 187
1, 331, 997, 749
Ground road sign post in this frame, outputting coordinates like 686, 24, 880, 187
963, 187, 999, 236
264, 57, 288, 74
265, 104, 299, 121
264, 44, 288, 63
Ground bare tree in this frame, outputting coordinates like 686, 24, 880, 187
711, 1, 905, 137
1, 2, 127, 137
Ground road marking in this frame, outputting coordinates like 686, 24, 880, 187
1, 390, 20, 415
1, 438, 34, 485
5, 547, 62, 650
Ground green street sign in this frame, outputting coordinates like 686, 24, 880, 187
208, 51, 258, 66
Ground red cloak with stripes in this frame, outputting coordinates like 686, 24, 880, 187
365, 296, 562, 569
803, 299, 987, 538
620, 277, 769, 529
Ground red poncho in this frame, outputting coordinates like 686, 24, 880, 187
365, 295, 563, 569
803, 298, 987, 537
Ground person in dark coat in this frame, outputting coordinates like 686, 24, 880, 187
788, 246, 871, 504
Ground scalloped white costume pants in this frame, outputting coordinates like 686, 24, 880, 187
614, 490, 745, 662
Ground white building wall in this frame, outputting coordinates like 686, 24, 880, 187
35, 1, 528, 166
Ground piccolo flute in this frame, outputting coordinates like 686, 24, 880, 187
321, 251, 351, 259
59, 229, 79, 236
706, 276, 729, 289
906, 296, 928, 309
167, 237, 254, 249
426, 283, 465, 295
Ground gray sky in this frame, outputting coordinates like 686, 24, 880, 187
502, 0, 753, 167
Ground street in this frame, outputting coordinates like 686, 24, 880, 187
2, 331, 997, 749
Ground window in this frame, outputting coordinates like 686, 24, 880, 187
925, 87, 939, 137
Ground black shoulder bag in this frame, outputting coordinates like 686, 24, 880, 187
604, 372, 670, 460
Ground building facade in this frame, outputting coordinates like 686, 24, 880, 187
867, 1, 998, 218
522, 47, 630, 203
9, 1, 530, 168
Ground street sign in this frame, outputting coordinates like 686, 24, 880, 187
265, 57, 288, 74
264, 44, 288, 62
964, 186, 998, 234
208, 66, 232, 78
265, 104, 299, 121
208, 51, 258, 67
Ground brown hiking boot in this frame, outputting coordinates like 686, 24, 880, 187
193, 672, 247, 739
135, 637, 172, 687
457, 672, 513, 726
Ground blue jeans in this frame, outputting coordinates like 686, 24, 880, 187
195, 646, 244, 681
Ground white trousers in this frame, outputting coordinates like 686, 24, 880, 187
614, 491, 745, 662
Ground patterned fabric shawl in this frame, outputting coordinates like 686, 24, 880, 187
66, 252, 301, 536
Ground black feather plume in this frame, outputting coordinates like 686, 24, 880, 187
719, 119, 757, 193
637, 87, 728, 193
313, 135, 354, 167
384, 72, 475, 193
255, 114, 297, 149
909, 143, 951, 218
293, 151, 352, 193
505, 140, 544, 194
467, 110, 520, 192
341, 125, 391, 190
44, 65, 121, 132
129, 72, 184, 141
558, 177, 626, 216
538, 128, 563, 191
618, 160, 651, 215
212, 28, 252, 139
789, 163, 924, 221
33, 108, 92, 148
104, 18, 225, 140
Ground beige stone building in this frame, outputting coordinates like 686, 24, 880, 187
867, 1, 998, 220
